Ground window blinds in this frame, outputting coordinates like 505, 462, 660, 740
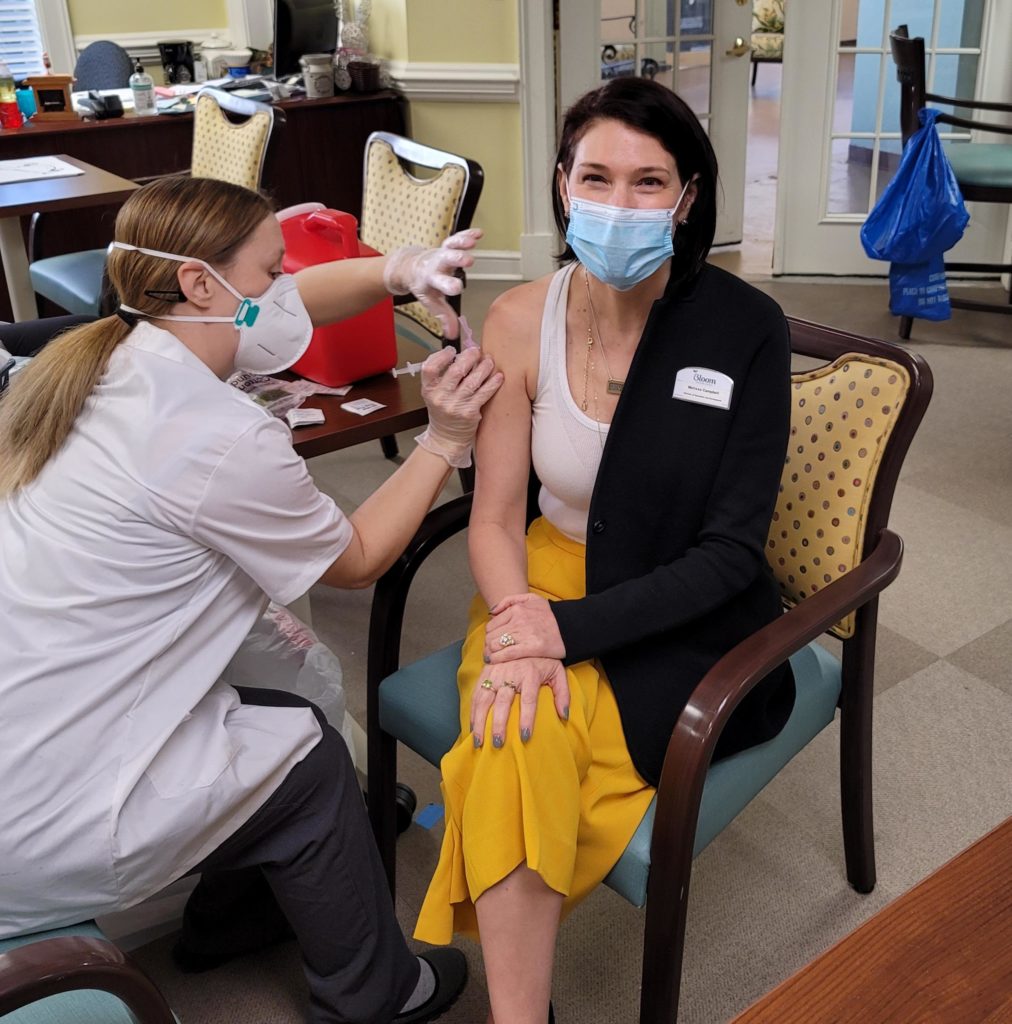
0, 0, 46, 79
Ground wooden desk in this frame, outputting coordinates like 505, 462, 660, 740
0, 156, 138, 321
291, 369, 428, 460
0, 91, 407, 320
732, 817, 1012, 1024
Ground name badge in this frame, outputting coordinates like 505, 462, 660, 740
672, 367, 734, 410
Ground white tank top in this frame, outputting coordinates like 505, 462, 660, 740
531, 262, 610, 544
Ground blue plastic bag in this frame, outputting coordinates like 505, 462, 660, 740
860, 108, 969, 320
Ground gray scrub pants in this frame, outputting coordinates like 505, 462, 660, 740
181, 688, 419, 1024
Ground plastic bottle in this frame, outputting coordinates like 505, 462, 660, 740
0, 61, 24, 129
129, 61, 156, 117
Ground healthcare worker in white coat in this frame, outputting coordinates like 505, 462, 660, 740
0, 175, 501, 1024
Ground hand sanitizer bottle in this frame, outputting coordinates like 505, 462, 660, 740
129, 61, 156, 116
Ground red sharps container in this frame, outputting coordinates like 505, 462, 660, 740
278, 203, 397, 386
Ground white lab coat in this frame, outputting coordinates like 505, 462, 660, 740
0, 323, 352, 937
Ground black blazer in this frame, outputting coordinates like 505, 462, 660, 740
550, 263, 796, 787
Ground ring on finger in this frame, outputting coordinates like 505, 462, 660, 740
501, 681, 519, 694
499, 632, 516, 648
480, 679, 495, 690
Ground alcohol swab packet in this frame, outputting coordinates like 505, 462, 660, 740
341, 398, 387, 416
286, 407, 325, 429
459, 315, 479, 350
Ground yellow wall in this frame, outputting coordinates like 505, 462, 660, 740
406, 0, 518, 64
67, 0, 227, 35
409, 101, 521, 252
368, 0, 523, 252
368, 0, 409, 64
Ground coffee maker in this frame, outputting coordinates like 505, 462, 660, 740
158, 41, 195, 84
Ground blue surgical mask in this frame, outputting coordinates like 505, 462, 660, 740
564, 180, 691, 291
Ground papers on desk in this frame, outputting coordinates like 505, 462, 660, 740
0, 157, 85, 186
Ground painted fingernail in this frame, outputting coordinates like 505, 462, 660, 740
483, 655, 490, 664
492, 734, 504, 749
563, 706, 570, 721
521, 728, 531, 743
474, 734, 482, 748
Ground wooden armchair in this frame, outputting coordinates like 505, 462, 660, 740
365, 317, 932, 1021
0, 923, 174, 1023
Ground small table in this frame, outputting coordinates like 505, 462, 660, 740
290, 367, 428, 460
731, 816, 1012, 1023
0, 155, 139, 321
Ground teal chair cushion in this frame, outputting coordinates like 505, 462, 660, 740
379, 639, 843, 907
0, 921, 161, 1024
29, 249, 106, 317
944, 142, 1012, 191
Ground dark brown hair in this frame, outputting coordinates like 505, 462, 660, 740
553, 77, 719, 290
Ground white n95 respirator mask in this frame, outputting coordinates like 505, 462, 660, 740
112, 242, 314, 374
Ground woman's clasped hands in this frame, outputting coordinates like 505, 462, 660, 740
470, 656, 569, 750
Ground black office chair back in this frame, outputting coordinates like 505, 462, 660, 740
74, 41, 134, 92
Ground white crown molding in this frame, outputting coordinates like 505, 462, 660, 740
74, 28, 230, 64
469, 250, 523, 281
386, 61, 520, 103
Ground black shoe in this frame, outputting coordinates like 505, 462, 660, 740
394, 948, 468, 1023
549, 1000, 555, 1024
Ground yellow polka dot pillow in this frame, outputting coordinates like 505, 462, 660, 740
191, 95, 272, 190
360, 139, 467, 338
767, 354, 910, 638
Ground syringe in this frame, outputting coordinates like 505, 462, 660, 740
390, 360, 425, 378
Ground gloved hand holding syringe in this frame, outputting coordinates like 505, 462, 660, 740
390, 315, 479, 378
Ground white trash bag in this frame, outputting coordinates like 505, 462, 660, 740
221, 602, 356, 755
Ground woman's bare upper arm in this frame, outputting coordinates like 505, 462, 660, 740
471, 279, 547, 532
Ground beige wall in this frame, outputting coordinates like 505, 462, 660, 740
367, 0, 524, 252
406, 0, 517, 64
409, 101, 522, 253
67, 0, 227, 35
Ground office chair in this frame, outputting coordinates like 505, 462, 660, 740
73, 40, 134, 92
890, 25, 1012, 339
365, 319, 932, 1022
358, 131, 484, 473
27, 90, 276, 319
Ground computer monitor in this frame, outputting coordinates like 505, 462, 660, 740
273, 0, 339, 79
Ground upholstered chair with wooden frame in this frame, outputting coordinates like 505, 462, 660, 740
360, 130, 484, 346
359, 130, 484, 470
28, 89, 277, 318
0, 922, 175, 1023
364, 319, 932, 1022
890, 25, 1012, 340
750, 0, 785, 87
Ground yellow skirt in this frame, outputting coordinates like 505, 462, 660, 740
414, 517, 655, 944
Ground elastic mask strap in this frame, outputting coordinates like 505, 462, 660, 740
111, 241, 251, 326
110, 242, 246, 303
118, 302, 237, 324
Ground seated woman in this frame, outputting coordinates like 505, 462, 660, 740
413, 77, 797, 1023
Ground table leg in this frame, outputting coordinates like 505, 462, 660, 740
0, 215, 39, 322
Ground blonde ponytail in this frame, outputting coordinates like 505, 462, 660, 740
0, 175, 273, 498
0, 316, 131, 495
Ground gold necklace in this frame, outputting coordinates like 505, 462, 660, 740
584, 269, 625, 397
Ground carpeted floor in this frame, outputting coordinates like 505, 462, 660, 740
126, 270, 1012, 1023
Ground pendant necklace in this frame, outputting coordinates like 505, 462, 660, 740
583, 268, 625, 398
